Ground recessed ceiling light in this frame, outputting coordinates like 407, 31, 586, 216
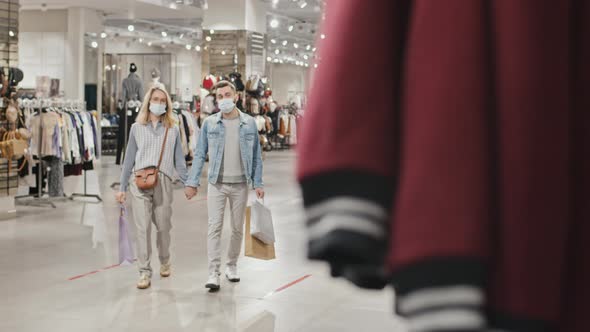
210, 29, 215, 34
195, 45, 201, 51
275, 49, 280, 55
205, 36, 212, 42
314, 63, 318, 68
288, 25, 294, 32
139, 38, 143, 43
299, 1, 307, 9
128, 25, 135, 32
303, 55, 309, 60
321, 34, 326, 39
148, 41, 152, 46
270, 39, 276, 44
293, 43, 299, 48
274, 58, 279, 63
270, 19, 279, 28
312, 47, 317, 52
267, 56, 272, 61
162, 31, 168, 37
186, 44, 192, 50
306, 45, 311, 50
222, 50, 226, 55
8, 31, 15, 37
100, 32, 107, 38
282, 40, 288, 46
91, 41, 98, 48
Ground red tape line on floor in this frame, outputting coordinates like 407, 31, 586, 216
68, 259, 137, 281
263, 274, 312, 298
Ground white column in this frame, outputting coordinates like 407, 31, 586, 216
65, 7, 84, 100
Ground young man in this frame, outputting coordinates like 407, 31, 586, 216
185, 81, 264, 291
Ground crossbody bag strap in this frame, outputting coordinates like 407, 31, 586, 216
156, 127, 169, 171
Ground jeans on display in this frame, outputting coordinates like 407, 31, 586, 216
207, 182, 249, 275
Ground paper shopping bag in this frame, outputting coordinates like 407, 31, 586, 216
118, 206, 135, 265
250, 199, 275, 244
245, 207, 276, 260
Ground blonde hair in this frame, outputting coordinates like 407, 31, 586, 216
136, 85, 176, 128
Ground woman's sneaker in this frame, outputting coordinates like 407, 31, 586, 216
160, 264, 171, 278
137, 274, 151, 289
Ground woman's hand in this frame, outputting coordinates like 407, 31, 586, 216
115, 192, 126, 204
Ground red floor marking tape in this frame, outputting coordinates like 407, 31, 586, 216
263, 274, 312, 298
68, 259, 137, 281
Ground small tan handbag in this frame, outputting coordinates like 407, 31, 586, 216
134, 127, 168, 190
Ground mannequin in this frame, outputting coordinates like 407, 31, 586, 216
148, 68, 166, 91
117, 63, 144, 164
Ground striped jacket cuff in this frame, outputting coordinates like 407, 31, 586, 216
300, 171, 394, 288
392, 258, 488, 332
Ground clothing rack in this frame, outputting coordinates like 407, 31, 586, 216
15, 98, 56, 208
67, 100, 102, 203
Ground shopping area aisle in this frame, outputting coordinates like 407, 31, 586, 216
0, 151, 405, 332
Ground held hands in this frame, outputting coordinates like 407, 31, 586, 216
185, 186, 198, 200
115, 192, 126, 204
255, 188, 265, 199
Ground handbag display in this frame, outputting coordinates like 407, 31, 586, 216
134, 127, 168, 190
1, 130, 28, 160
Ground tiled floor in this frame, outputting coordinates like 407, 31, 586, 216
0, 151, 406, 332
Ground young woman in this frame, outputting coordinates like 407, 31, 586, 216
115, 85, 188, 289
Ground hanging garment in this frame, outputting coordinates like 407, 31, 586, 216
289, 115, 297, 145
296, 1, 590, 332
29, 111, 60, 157
46, 156, 64, 197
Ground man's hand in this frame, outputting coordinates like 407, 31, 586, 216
255, 188, 265, 200
115, 192, 126, 204
185, 186, 198, 200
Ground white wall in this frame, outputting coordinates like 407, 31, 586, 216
85, 46, 99, 84
270, 64, 309, 105
19, 9, 68, 33
202, 0, 246, 31
19, 32, 66, 90
245, 0, 267, 34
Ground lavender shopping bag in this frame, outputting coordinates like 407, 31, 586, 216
118, 206, 135, 265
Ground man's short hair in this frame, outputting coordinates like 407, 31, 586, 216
213, 80, 237, 94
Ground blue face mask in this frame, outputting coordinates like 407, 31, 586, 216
149, 103, 167, 116
218, 98, 236, 114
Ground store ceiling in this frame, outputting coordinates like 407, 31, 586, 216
19, 0, 203, 20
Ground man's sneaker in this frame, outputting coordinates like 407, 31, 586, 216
205, 274, 220, 290
160, 264, 171, 278
225, 266, 240, 283
137, 274, 151, 289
